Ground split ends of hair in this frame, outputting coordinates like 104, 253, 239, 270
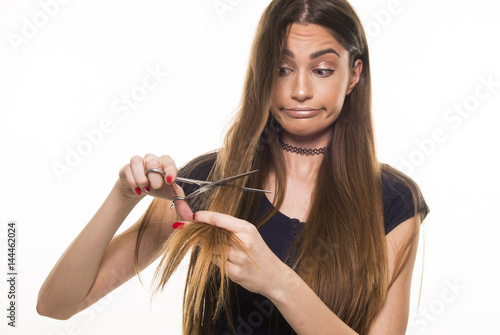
150, 220, 255, 325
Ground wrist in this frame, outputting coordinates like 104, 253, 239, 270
265, 261, 301, 304
113, 180, 144, 208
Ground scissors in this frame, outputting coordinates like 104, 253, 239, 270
144, 168, 273, 209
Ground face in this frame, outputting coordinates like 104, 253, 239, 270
271, 23, 362, 145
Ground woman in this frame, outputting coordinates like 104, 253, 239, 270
37, 0, 429, 334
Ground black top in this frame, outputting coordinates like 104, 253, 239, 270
178, 154, 428, 335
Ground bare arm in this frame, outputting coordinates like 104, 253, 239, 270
198, 211, 420, 334
37, 181, 160, 319
266, 216, 420, 335
37, 154, 191, 319
368, 216, 420, 334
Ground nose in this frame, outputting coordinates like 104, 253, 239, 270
291, 70, 313, 102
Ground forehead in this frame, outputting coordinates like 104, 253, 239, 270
285, 23, 348, 58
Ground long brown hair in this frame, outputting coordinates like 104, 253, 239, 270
135, 1, 428, 334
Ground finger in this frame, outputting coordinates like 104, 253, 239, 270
121, 164, 140, 195
211, 253, 222, 269
159, 155, 177, 184
143, 153, 164, 190
129, 156, 149, 194
195, 237, 206, 249
211, 248, 233, 266
226, 246, 238, 264
167, 183, 193, 221
173, 199, 194, 221
194, 211, 250, 233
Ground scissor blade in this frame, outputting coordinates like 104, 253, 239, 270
175, 177, 211, 186
183, 187, 204, 200
212, 170, 260, 186
180, 170, 270, 201
176, 170, 259, 186
243, 187, 274, 194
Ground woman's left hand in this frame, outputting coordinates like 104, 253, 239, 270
194, 211, 287, 298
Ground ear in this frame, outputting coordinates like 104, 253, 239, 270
346, 59, 363, 95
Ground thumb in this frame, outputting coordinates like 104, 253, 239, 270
174, 199, 194, 221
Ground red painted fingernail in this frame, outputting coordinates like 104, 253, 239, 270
144, 185, 151, 193
166, 175, 173, 184
172, 222, 184, 229
135, 187, 141, 195
192, 214, 196, 221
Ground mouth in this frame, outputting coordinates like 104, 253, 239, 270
281, 107, 323, 118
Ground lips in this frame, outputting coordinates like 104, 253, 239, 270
281, 107, 323, 118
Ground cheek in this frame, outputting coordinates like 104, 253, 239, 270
333, 91, 347, 109
317, 85, 346, 111
270, 88, 285, 113
269, 97, 280, 120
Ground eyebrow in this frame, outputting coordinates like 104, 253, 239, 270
283, 48, 341, 59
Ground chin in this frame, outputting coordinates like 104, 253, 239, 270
280, 122, 335, 143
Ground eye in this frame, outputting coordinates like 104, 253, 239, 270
313, 68, 335, 77
277, 67, 293, 76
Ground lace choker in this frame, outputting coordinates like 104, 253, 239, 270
279, 138, 327, 156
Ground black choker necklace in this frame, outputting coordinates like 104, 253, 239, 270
279, 138, 327, 156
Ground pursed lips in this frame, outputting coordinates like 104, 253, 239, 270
281, 107, 323, 118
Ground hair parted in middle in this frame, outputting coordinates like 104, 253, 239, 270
134, 1, 428, 334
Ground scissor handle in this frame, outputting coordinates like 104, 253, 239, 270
145, 168, 166, 179
169, 196, 186, 209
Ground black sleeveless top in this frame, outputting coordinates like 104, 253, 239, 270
178, 154, 429, 335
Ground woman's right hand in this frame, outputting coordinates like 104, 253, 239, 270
118, 153, 194, 220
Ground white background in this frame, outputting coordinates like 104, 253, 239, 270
1, 0, 499, 334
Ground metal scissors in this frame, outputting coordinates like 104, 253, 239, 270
144, 168, 273, 209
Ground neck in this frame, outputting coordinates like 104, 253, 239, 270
279, 131, 329, 180
283, 150, 323, 180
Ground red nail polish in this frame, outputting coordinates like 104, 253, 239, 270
192, 214, 196, 221
144, 185, 151, 193
172, 222, 184, 229
135, 187, 141, 195
166, 175, 173, 184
